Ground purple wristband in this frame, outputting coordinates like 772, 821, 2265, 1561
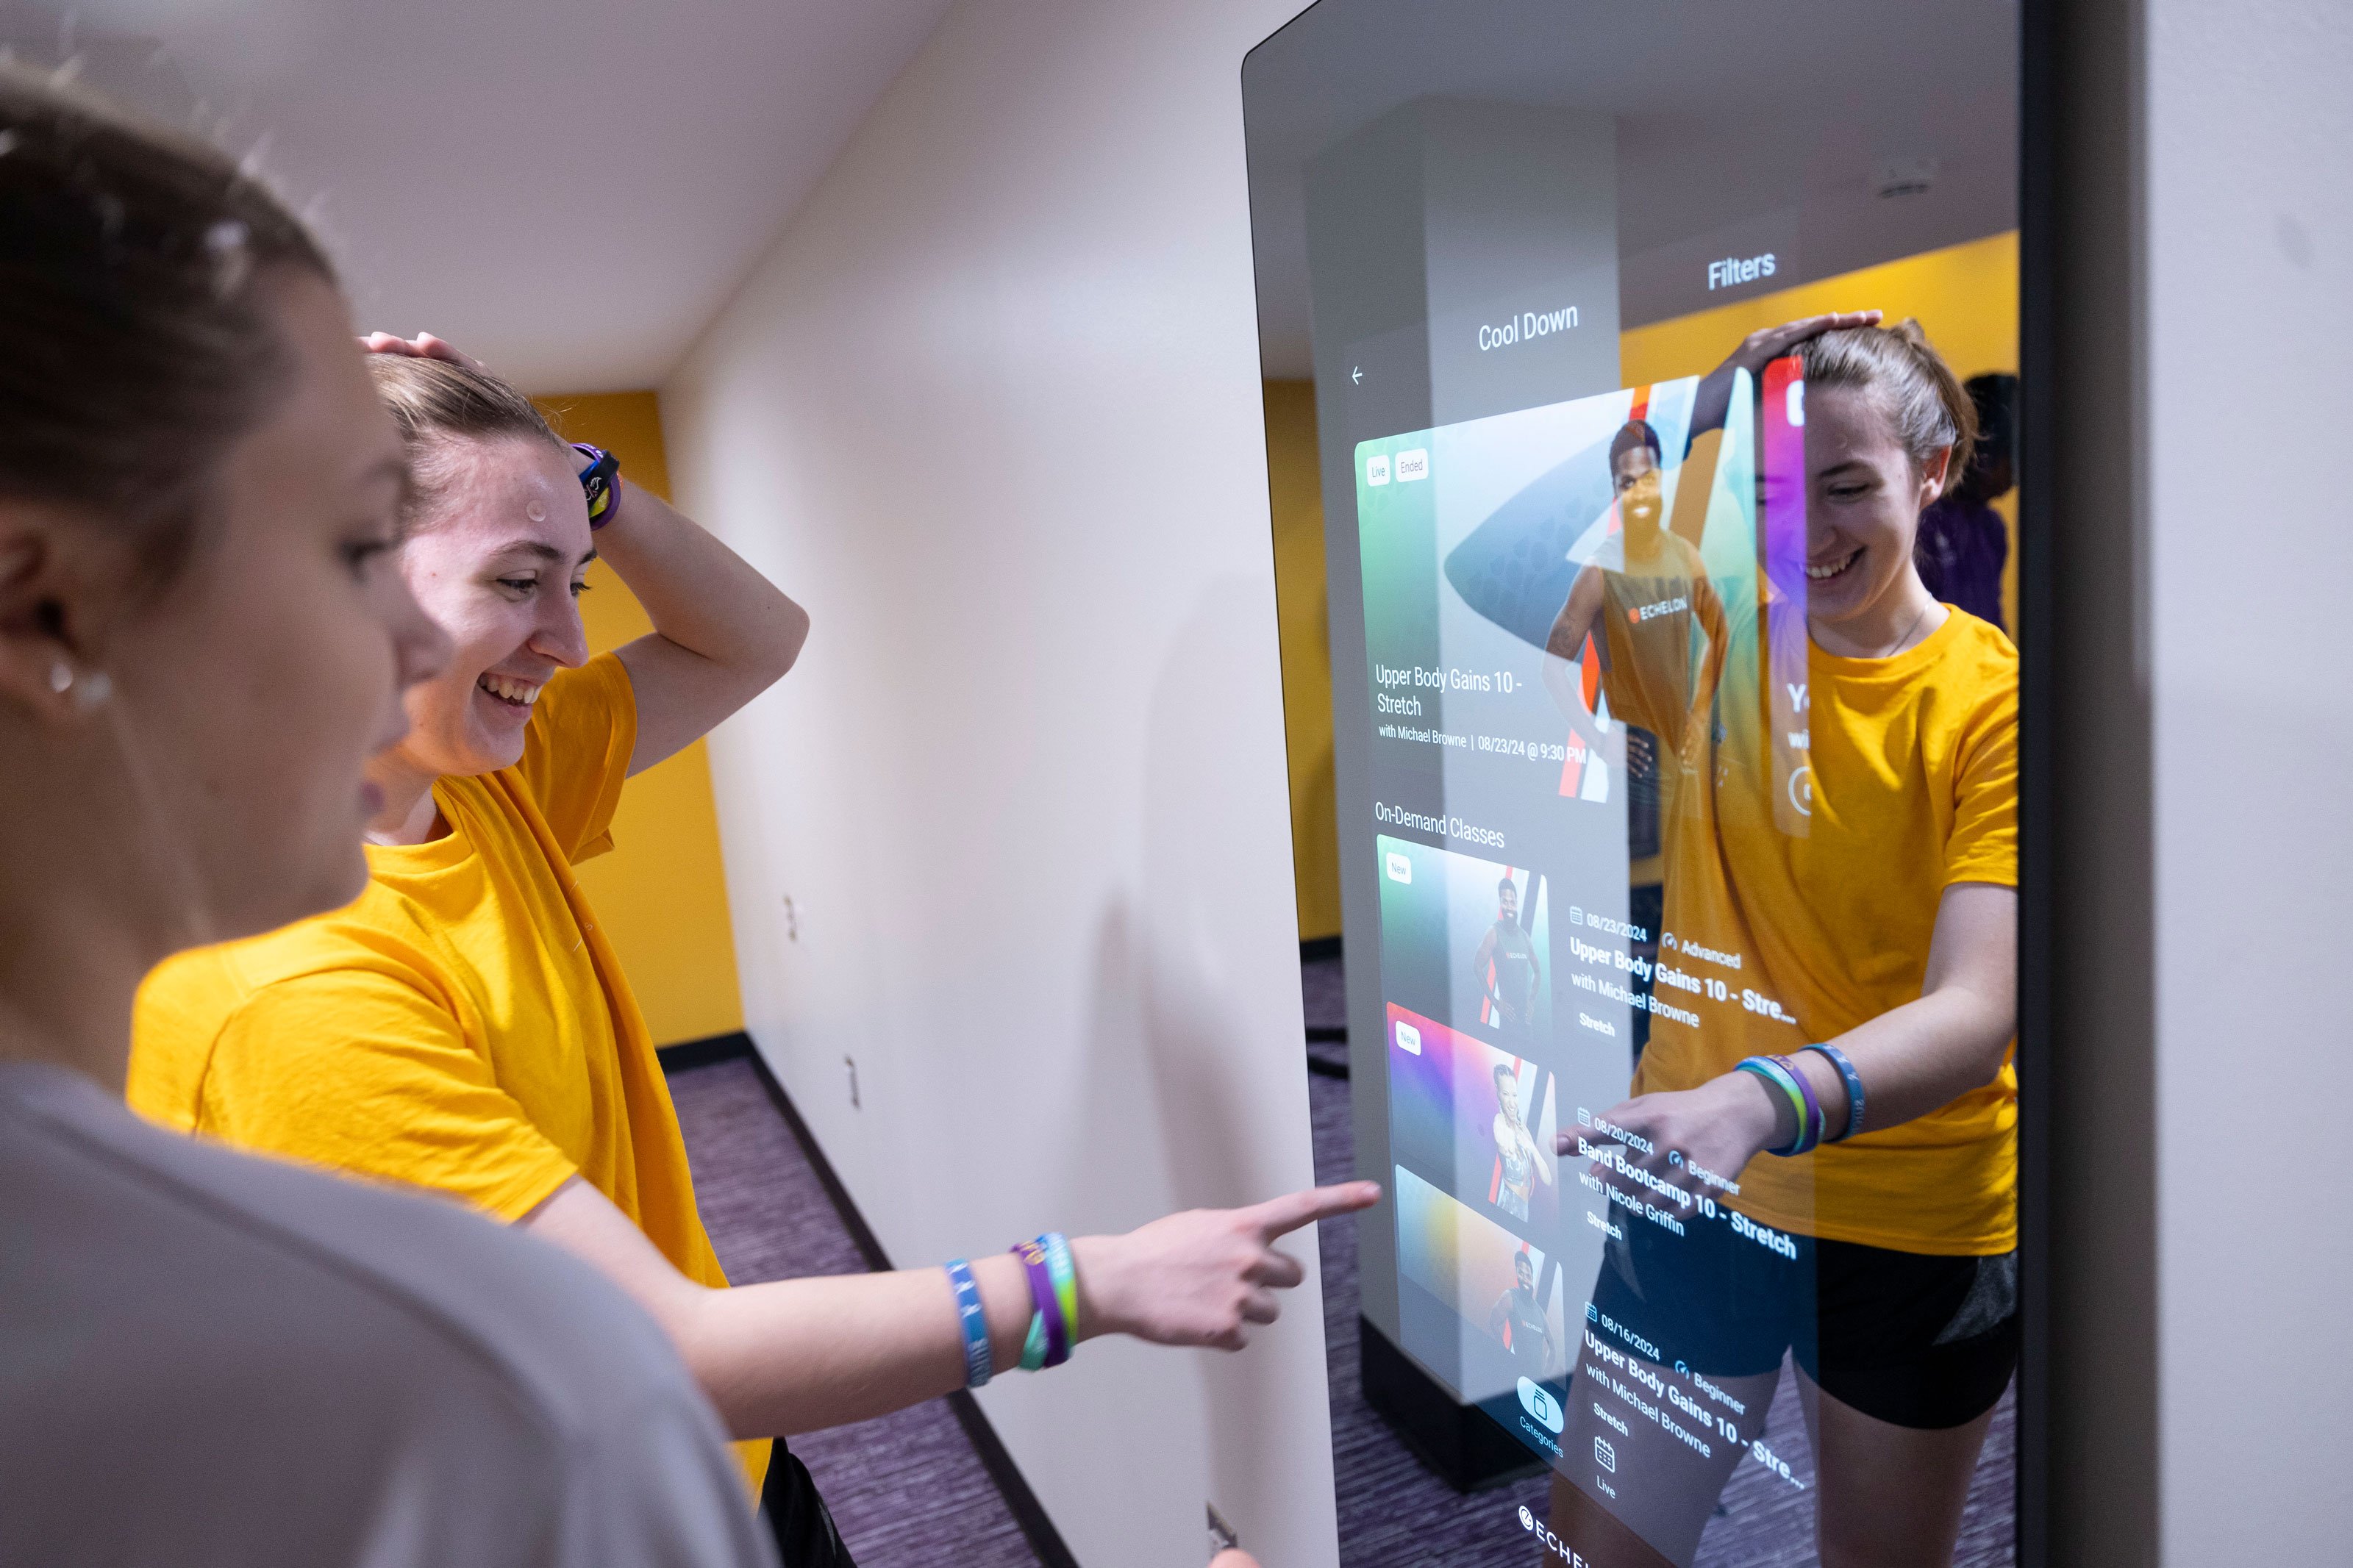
1013, 1238, 1070, 1368
1774, 1054, 1825, 1154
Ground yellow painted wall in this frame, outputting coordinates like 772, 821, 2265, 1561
531, 391, 746, 1045
1265, 381, 1343, 942
1263, 233, 2023, 934
1621, 232, 2021, 634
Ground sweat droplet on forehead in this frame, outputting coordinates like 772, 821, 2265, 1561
526, 501, 547, 522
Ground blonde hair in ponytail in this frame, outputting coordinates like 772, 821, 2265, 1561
364, 356, 566, 530
1798, 319, 1977, 497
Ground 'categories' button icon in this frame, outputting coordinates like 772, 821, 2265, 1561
1518, 1376, 1564, 1434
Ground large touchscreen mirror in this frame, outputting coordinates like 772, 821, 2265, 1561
1244, 5, 2021, 1564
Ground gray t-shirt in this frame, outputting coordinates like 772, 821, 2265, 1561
0, 1062, 778, 1568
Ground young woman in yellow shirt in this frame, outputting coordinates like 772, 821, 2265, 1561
130, 346, 1376, 1558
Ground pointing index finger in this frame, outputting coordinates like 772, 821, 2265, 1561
1248, 1181, 1382, 1240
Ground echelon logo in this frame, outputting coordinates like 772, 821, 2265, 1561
1517, 1504, 1597, 1566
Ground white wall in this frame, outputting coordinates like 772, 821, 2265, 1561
2148, 0, 2353, 1558
660, 3, 1334, 1565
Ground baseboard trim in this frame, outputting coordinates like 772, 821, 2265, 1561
678, 1040, 1081, 1568
654, 1030, 756, 1073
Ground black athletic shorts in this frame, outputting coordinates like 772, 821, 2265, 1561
1585, 1205, 2016, 1431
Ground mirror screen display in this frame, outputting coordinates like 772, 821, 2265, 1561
1244, 5, 2021, 1564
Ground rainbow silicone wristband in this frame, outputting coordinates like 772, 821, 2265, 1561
1019, 1311, 1048, 1372
944, 1259, 992, 1389
1736, 1056, 1810, 1156
1800, 1043, 1867, 1142
1042, 1231, 1079, 1344
1013, 1237, 1071, 1368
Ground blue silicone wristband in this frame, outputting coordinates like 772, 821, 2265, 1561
1802, 1042, 1868, 1141
945, 1259, 991, 1389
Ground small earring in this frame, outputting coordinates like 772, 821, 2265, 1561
48, 662, 112, 711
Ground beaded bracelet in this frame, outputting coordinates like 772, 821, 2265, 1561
1800, 1042, 1867, 1142
943, 1258, 992, 1389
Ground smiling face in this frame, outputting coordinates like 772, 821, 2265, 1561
389, 437, 593, 778
1612, 443, 1663, 536
1498, 881, 1520, 921
1801, 382, 1951, 631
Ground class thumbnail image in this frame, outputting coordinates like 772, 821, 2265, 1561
1388, 1003, 1559, 1234
1395, 1167, 1572, 1457
1377, 834, 1552, 1049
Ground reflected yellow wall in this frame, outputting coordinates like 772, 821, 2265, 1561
1265, 382, 1343, 942
532, 391, 745, 1045
1621, 232, 2021, 634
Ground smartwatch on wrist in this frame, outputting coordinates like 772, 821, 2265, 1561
571, 443, 622, 529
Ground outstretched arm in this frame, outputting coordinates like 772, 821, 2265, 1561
1563, 882, 2016, 1200
1779, 881, 2016, 1134
524, 1176, 1379, 1438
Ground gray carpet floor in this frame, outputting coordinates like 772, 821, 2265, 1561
669, 956, 2014, 1567
668, 1058, 1045, 1568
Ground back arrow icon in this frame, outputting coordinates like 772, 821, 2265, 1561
1352, 365, 1363, 384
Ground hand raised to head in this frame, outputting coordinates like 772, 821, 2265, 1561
356, 332, 487, 374
1717, 310, 1883, 378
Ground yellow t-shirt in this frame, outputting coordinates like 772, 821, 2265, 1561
130, 653, 770, 1494
1604, 565, 2019, 1254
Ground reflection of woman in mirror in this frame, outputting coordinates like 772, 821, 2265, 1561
1547, 314, 2019, 1568
1490, 1062, 1550, 1221
1471, 874, 1539, 1040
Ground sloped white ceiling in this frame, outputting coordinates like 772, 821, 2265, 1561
5, 0, 955, 390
